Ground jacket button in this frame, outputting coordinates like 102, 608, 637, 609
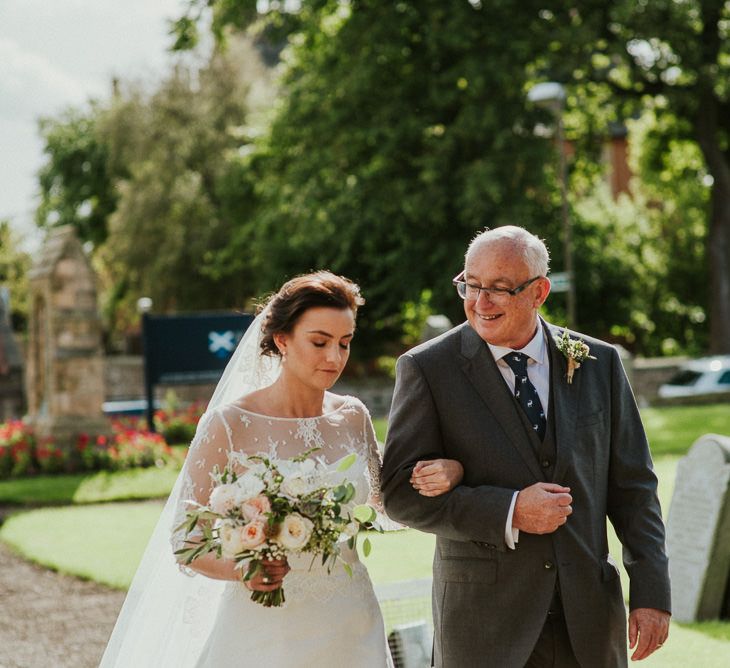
544, 561, 554, 570
541, 459, 551, 468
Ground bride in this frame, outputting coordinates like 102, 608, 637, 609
100, 271, 463, 667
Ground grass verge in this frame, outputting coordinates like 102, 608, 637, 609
0, 466, 180, 506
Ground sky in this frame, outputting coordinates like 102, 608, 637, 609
0, 0, 187, 244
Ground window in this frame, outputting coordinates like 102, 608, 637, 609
667, 370, 702, 386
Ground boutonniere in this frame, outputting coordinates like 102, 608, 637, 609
553, 330, 596, 384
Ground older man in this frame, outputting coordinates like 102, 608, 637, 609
381, 226, 670, 667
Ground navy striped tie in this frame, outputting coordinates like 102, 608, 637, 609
503, 352, 546, 441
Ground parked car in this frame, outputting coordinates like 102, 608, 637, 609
658, 356, 730, 398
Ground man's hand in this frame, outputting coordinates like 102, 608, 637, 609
512, 482, 572, 534
410, 459, 464, 497
628, 608, 670, 661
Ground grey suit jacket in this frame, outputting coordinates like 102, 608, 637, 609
381, 319, 670, 668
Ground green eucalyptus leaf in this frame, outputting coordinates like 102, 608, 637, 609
337, 453, 357, 471
353, 504, 376, 523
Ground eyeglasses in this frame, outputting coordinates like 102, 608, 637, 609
452, 271, 543, 303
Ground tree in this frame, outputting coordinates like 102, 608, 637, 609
35, 39, 270, 343
541, 1, 730, 352
176, 0, 564, 355
0, 220, 31, 331
36, 105, 118, 247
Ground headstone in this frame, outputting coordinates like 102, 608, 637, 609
665, 434, 730, 622
388, 621, 431, 668
25, 226, 107, 447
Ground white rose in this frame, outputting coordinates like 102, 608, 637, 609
209, 484, 239, 515
280, 474, 312, 498
234, 472, 265, 503
276, 513, 314, 550
219, 521, 246, 558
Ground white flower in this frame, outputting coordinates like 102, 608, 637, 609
276, 513, 314, 550
219, 521, 246, 558
278, 459, 327, 499
280, 474, 313, 498
209, 484, 239, 515
234, 471, 265, 503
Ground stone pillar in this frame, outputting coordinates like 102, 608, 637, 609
25, 226, 108, 447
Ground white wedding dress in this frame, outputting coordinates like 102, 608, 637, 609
100, 308, 393, 668
171, 395, 392, 668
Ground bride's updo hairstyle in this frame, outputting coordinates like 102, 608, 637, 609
259, 271, 365, 357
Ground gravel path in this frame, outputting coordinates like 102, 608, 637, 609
0, 541, 125, 668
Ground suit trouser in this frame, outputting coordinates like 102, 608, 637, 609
524, 590, 581, 668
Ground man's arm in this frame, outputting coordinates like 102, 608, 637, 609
381, 353, 520, 549
606, 346, 671, 613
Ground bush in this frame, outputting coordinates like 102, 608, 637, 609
0, 421, 35, 478
34, 437, 68, 474
154, 401, 205, 445
75, 427, 173, 472
0, 418, 178, 480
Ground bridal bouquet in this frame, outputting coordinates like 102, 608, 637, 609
174, 448, 377, 607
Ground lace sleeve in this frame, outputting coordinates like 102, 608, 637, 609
360, 402, 403, 531
170, 409, 232, 558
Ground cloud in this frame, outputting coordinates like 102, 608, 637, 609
0, 38, 98, 119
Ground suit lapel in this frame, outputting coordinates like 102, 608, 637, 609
543, 320, 579, 483
459, 325, 544, 481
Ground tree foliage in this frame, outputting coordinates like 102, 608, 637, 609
174, 0, 728, 355
182, 0, 565, 355
540, 1, 729, 351
0, 221, 31, 331
33, 1, 728, 357
35, 40, 269, 343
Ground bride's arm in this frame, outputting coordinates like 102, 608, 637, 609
171, 410, 289, 590
171, 410, 241, 581
410, 458, 464, 496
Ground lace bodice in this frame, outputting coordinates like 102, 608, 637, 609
171, 395, 385, 556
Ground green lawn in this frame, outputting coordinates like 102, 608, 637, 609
0, 465, 181, 506
641, 403, 730, 456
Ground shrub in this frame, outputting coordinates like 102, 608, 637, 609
34, 437, 68, 474
0, 421, 35, 478
0, 418, 178, 479
154, 401, 205, 445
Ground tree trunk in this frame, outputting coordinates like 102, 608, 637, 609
696, 93, 730, 354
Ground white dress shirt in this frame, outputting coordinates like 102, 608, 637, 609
485, 323, 551, 549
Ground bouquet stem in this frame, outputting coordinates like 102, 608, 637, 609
250, 587, 286, 607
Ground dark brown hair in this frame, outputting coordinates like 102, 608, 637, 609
259, 271, 365, 357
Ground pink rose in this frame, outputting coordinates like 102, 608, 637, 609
239, 521, 267, 550
241, 494, 271, 522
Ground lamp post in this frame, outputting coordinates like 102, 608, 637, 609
527, 82, 576, 329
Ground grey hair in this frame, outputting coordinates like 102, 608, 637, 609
465, 226, 550, 276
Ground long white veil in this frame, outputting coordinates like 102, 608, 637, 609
100, 309, 280, 667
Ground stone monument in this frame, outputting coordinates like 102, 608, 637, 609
665, 434, 730, 622
25, 226, 107, 447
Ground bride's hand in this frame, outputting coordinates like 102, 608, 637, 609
410, 459, 464, 497
244, 558, 290, 591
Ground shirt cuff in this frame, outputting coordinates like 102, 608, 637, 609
505, 490, 520, 550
